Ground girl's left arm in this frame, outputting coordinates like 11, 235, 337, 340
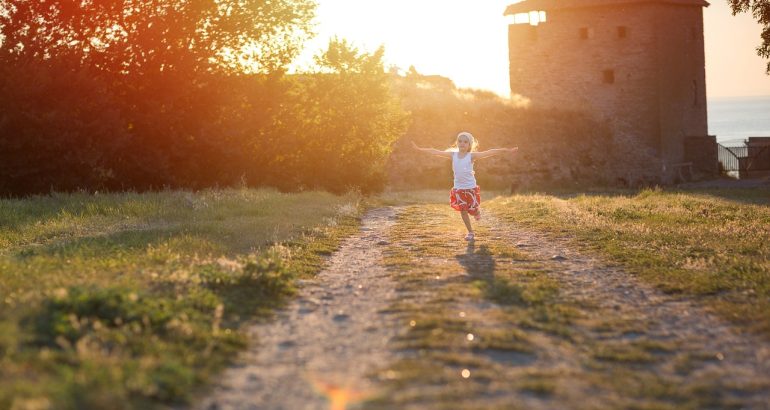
472, 147, 518, 160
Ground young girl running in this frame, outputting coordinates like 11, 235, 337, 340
411, 132, 518, 241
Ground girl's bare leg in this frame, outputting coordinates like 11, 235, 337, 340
460, 210, 473, 233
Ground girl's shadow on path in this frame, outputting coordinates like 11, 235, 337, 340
455, 243, 496, 281
456, 243, 527, 306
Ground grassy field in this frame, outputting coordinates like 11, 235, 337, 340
3, 186, 768, 408
0, 189, 362, 409
485, 187, 770, 337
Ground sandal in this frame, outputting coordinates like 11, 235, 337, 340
464, 232, 475, 241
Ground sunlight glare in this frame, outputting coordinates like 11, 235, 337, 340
292, 0, 515, 97
309, 376, 370, 410
511, 10, 546, 26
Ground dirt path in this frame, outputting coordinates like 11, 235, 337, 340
197, 207, 400, 410
197, 205, 770, 409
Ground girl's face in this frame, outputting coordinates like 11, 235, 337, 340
457, 136, 471, 152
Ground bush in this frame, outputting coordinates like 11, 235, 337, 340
0, 57, 129, 195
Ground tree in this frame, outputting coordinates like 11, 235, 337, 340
0, 0, 317, 195
729, 0, 770, 74
0, 0, 316, 75
270, 38, 410, 193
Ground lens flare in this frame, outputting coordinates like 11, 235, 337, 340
309, 374, 371, 410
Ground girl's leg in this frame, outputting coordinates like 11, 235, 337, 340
460, 210, 473, 233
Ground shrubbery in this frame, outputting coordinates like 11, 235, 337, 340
0, 1, 407, 196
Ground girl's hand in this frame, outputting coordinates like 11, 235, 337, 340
509, 147, 519, 153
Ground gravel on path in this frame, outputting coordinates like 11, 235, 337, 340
196, 207, 400, 410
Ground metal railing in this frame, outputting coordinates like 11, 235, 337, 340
718, 142, 770, 179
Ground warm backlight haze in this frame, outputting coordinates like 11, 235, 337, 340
292, 0, 515, 96
294, 0, 770, 98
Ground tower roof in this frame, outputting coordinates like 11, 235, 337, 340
504, 0, 709, 15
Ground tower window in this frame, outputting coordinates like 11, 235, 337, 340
617, 26, 628, 38
603, 70, 615, 84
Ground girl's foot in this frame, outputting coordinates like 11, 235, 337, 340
464, 232, 475, 241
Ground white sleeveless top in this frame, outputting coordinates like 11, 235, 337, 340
452, 152, 477, 189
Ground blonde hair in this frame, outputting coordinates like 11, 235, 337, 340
450, 131, 479, 152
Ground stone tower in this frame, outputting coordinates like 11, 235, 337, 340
505, 0, 717, 184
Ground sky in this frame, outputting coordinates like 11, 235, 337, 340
292, 0, 770, 99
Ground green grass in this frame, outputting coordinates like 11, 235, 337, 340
0, 188, 362, 409
485, 187, 770, 336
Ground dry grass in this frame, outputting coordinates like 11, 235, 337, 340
486, 187, 770, 336
367, 189, 770, 409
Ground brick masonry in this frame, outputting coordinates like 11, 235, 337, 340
506, 0, 717, 184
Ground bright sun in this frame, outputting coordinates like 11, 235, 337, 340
291, 0, 515, 97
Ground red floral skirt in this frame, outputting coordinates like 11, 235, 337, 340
449, 186, 481, 215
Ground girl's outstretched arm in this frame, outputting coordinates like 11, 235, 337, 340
411, 141, 453, 158
472, 147, 518, 160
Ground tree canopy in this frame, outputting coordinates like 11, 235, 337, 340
0, 0, 316, 75
0, 1, 412, 196
729, 0, 770, 74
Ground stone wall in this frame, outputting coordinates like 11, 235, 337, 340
655, 4, 708, 173
746, 137, 770, 179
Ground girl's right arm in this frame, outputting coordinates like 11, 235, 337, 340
411, 141, 453, 158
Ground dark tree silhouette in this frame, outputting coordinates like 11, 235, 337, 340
729, 0, 770, 74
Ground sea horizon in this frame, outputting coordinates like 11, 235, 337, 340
708, 94, 770, 145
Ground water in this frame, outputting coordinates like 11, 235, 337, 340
708, 95, 770, 146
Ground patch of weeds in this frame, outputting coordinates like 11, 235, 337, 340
517, 372, 558, 397
484, 242, 533, 261
27, 285, 243, 405
590, 338, 676, 367
394, 316, 471, 350
478, 278, 526, 306
196, 247, 296, 321
588, 318, 653, 337
672, 350, 726, 375
517, 304, 580, 340
368, 357, 505, 409
590, 341, 658, 364
589, 369, 687, 405
473, 328, 533, 353
282, 212, 362, 280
